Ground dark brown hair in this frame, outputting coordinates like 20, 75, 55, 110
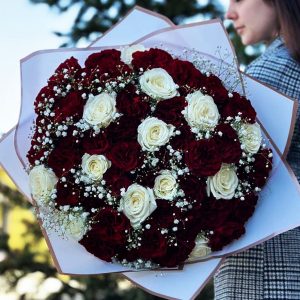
264, 0, 300, 62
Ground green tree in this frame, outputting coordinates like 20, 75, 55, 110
29, 0, 224, 46
29, 0, 262, 65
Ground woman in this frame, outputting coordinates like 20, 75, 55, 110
214, 0, 300, 299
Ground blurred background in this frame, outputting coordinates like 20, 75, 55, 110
0, 1, 265, 299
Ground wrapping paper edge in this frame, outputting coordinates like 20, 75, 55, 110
1, 6, 299, 300
89, 5, 175, 48
244, 73, 298, 159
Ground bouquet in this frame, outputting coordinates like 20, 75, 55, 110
1, 6, 299, 299
27, 43, 272, 269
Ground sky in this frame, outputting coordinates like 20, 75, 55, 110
0, 0, 229, 135
0, 1, 82, 134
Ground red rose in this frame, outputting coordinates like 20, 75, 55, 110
235, 148, 272, 188
165, 59, 206, 92
153, 96, 187, 127
92, 208, 131, 244
106, 115, 140, 143
134, 147, 174, 178
153, 147, 174, 170
185, 139, 222, 177
34, 86, 55, 115
203, 74, 228, 105
55, 174, 81, 206
134, 147, 177, 186
170, 121, 195, 151
138, 226, 168, 260
27, 146, 45, 166
209, 221, 245, 251
251, 149, 273, 187
221, 92, 256, 123
183, 203, 203, 235
188, 197, 233, 233
53, 91, 84, 123
81, 130, 110, 155
179, 174, 207, 203
215, 123, 242, 164
107, 141, 143, 172
149, 200, 183, 228
53, 56, 82, 75
115, 246, 139, 263
79, 208, 131, 262
85, 49, 121, 69
47, 133, 82, 177
48, 57, 82, 87
84, 65, 132, 93
84, 50, 131, 81
103, 165, 132, 197
231, 193, 258, 223
27, 117, 51, 165
131, 48, 174, 71
135, 166, 157, 187
154, 238, 195, 267
80, 238, 116, 262
116, 84, 151, 119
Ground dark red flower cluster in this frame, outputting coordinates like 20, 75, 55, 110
79, 208, 131, 262
221, 92, 257, 123
28, 47, 273, 269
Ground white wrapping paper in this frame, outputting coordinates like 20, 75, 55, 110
1, 6, 299, 300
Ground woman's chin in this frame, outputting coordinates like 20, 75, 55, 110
240, 33, 265, 46
240, 35, 256, 46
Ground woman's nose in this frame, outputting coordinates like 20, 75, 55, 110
225, 6, 237, 20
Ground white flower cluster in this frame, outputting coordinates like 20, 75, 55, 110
154, 170, 178, 200
120, 44, 146, 64
188, 234, 211, 261
207, 164, 238, 200
239, 122, 262, 154
81, 153, 111, 181
37, 205, 90, 241
184, 90, 220, 133
139, 68, 179, 100
137, 117, 175, 151
83, 92, 117, 130
120, 184, 157, 229
119, 170, 181, 229
29, 165, 58, 206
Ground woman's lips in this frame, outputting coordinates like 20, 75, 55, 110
235, 26, 245, 34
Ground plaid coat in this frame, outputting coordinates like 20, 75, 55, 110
214, 38, 300, 300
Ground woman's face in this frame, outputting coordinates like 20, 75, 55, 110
226, 0, 278, 45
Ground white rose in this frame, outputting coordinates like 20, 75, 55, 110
154, 170, 178, 200
121, 44, 146, 64
139, 68, 178, 100
64, 213, 89, 241
121, 184, 157, 229
207, 164, 238, 200
239, 122, 262, 154
81, 153, 111, 181
188, 234, 211, 261
137, 117, 175, 151
29, 165, 58, 205
83, 92, 116, 128
185, 90, 220, 131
